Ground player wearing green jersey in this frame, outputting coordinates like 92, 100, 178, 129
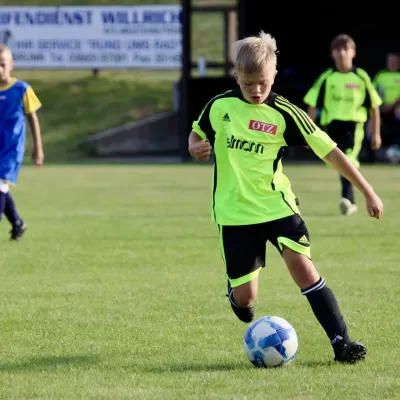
373, 51, 400, 114
304, 34, 382, 216
188, 31, 383, 363
373, 51, 400, 148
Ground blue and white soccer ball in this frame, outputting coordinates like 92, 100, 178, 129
386, 145, 400, 164
243, 316, 298, 368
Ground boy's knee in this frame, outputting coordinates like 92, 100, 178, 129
232, 285, 257, 307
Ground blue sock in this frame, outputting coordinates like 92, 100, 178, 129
340, 175, 355, 204
4, 193, 21, 226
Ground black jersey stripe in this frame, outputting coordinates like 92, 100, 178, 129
275, 96, 316, 135
275, 97, 313, 134
316, 79, 327, 109
276, 96, 316, 134
275, 98, 313, 135
271, 146, 297, 214
197, 90, 235, 144
212, 155, 218, 221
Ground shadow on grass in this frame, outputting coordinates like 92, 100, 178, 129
0, 355, 99, 372
136, 359, 335, 373
135, 362, 253, 373
295, 359, 334, 368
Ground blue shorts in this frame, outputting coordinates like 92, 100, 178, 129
0, 159, 22, 184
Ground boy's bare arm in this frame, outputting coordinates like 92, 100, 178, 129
188, 131, 211, 161
27, 112, 44, 166
323, 147, 383, 218
369, 107, 381, 150
307, 106, 318, 122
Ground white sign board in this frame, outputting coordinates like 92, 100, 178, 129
0, 6, 182, 69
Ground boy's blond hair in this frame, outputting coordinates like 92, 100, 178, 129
232, 30, 278, 75
0, 44, 12, 58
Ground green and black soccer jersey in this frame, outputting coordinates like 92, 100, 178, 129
303, 67, 382, 126
373, 69, 400, 105
192, 89, 337, 226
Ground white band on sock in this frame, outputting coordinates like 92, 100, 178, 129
0, 180, 9, 194
301, 277, 326, 295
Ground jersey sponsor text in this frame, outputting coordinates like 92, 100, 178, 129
248, 120, 277, 135
226, 134, 264, 154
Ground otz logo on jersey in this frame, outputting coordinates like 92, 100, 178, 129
249, 120, 277, 135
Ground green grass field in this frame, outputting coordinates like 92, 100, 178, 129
0, 163, 399, 399
16, 70, 180, 162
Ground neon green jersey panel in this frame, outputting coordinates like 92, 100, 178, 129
304, 67, 382, 126
373, 70, 400, 105
192, 89, 337, 226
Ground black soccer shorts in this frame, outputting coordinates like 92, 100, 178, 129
325, 120, 364, 168
218, 214, 311, 287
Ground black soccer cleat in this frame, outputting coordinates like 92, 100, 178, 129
226, 281, 255, 323
334, 341, 367, 364
10, 220, 28, 241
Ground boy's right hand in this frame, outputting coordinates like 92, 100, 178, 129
189, 140, 212, 161
32, 147, 44, 166
365, 191, 384, 219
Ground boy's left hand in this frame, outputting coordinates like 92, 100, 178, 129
32, 147, 44, 166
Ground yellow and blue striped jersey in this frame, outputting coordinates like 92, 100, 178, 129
0, 78, 41, 163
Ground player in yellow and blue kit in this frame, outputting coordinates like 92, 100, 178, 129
0, 45, 44, 240
188, 31, 383, 363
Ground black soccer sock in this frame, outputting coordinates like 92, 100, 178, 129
302, 277, 350, 347
4, 193, 21, 226
0, 191, 6, 220
340, 175, 355, 204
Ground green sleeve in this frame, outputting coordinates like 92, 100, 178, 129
274, 95, 337, 159
357, 68, 383, 109
191, 94, 226, 142
191, 122, 207, 140
304, 128, 337, 158
191, 99, 216, 141
372, 73, 379, 87
303, 69, 332, 108
372, 70, 383, 88
372, 71, 385, 99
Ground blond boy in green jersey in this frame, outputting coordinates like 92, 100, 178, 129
188, 31, 383, 363
304, 34, 382, 216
